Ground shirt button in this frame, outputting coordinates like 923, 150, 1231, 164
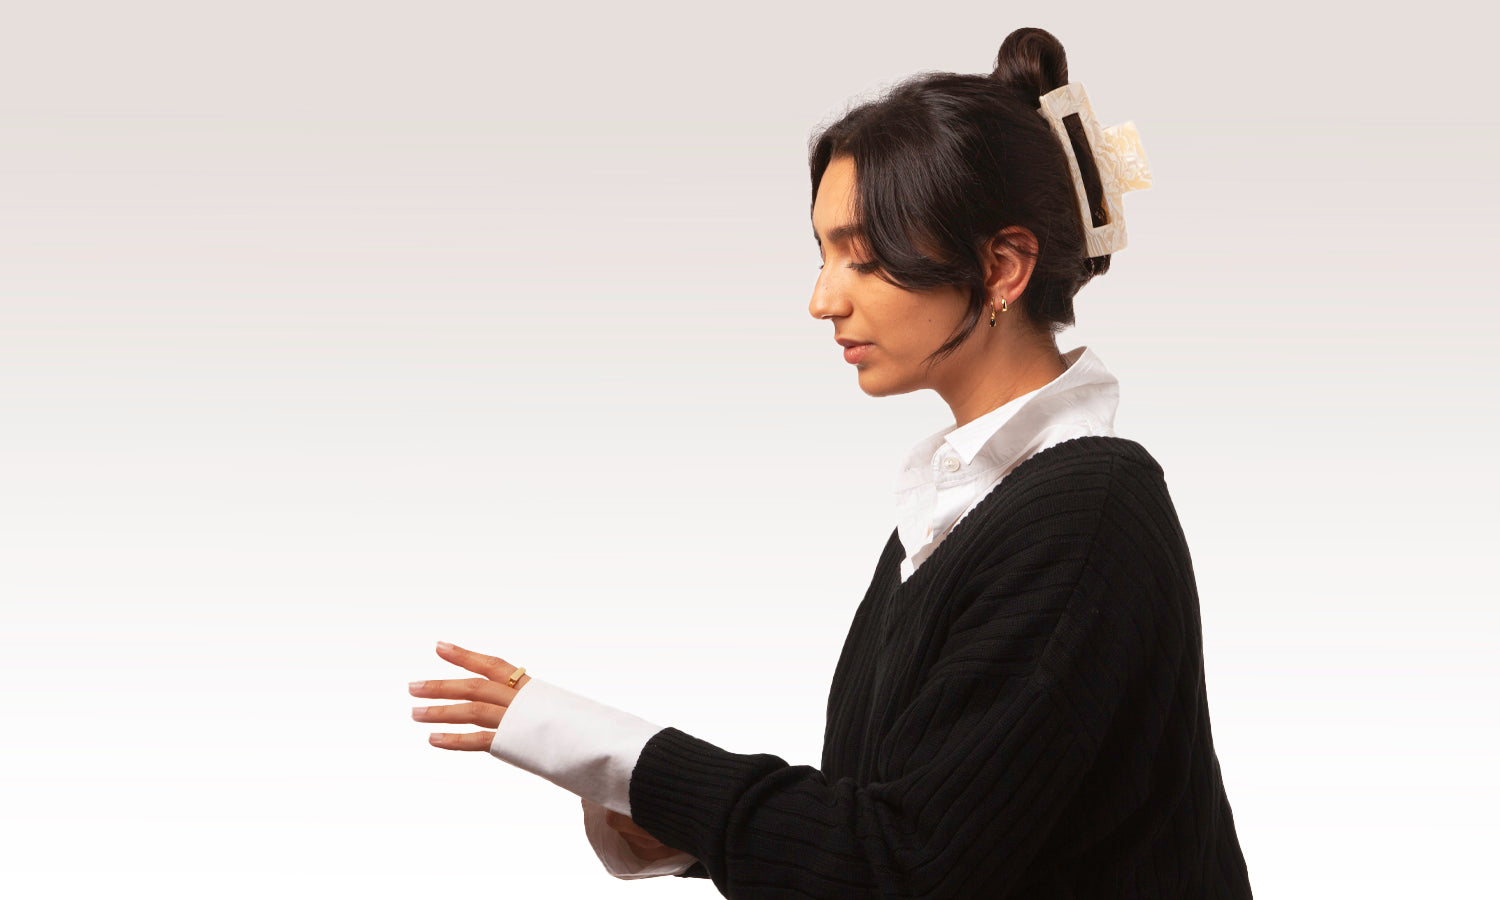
941, 456, 961, 472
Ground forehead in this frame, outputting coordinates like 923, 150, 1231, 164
811, 156, 859, 241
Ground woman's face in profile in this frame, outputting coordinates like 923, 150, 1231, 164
809, 156, 973, 399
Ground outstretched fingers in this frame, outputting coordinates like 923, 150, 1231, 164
427, 730, 496, 752
409, 676, 511, 706
435, 640, 518, 682
411, 700, 500, 728
412, 642, 531, 752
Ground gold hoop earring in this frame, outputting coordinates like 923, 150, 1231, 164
990, 296, 1008, 327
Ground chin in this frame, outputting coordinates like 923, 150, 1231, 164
855, 368, 919, 398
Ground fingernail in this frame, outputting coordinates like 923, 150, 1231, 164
411, 707, 428, 718
428, 733, 445, 744
408, 681, 425, 692
436, 641, 454, 651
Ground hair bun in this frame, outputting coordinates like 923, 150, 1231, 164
990, 27, 1069, 105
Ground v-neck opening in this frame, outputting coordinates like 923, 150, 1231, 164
889, 435, 1147, 601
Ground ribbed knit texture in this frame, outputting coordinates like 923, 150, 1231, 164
629, 437, 1251, 898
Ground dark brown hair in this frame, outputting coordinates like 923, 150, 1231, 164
809, 27, 1108, 362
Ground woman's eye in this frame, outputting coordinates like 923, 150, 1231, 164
816, 258, 877, 274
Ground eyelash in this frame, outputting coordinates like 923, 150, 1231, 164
818, 261, 880, 273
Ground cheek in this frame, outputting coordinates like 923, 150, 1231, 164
922, 293, 972, 336
905, 305, 955, 345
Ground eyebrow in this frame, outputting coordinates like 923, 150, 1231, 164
812, 222, 865, 248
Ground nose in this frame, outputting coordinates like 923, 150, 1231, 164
808, 266, 853, 322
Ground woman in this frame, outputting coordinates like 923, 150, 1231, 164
409, 27, 1252, 898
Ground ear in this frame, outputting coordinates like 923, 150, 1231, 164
983, 226, 1039, 305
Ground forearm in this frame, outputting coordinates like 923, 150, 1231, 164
627, 681, 1085, 900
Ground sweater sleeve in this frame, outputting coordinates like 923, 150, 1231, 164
627, 456, 1193, 899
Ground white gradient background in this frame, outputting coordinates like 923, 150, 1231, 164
2, 2, 1495, 896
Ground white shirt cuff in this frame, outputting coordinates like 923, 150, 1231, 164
581, 798, 699, 879
486, 676, 664, 817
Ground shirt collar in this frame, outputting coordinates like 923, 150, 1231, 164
893, 346, 1119, 495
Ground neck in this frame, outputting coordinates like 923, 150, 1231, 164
936, 329, 1067, 427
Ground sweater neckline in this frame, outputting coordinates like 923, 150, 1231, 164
889, 435, 1154, 600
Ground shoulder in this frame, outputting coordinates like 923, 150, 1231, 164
1009, 435, 1164, 488
919, 438, 1188, 679
966, 436, 1169, 538
1027, 435, 1183, 536
992, 437, 1197, 606
940, 437, 1186, 590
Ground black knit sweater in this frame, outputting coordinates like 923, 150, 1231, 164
629, 437, 1251, 898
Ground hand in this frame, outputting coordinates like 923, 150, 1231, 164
409, 641, 532, 750
603, 810, 686, 862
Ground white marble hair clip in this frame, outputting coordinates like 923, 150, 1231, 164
1037, 83, 1153, 257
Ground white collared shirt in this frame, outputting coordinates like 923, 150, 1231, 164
894, 345, 1118, 580
488, 345, 1122, 878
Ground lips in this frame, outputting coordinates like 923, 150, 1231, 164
839, 340, 872, 365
